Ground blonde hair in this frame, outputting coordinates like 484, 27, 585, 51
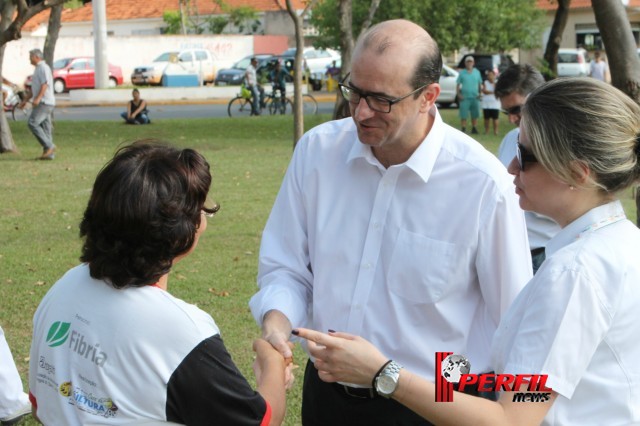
522, 77, 640, 194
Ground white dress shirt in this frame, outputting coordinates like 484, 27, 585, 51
492, 200, 640, 425
497, 128, 560, 250
251, 108, 532, 379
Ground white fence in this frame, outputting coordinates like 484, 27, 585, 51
3, 34, 285, 86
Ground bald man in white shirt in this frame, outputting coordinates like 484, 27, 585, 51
250, 19, 532, 426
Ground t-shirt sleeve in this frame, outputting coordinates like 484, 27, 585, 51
166, 334, 268, 426
502, 265, 612, 399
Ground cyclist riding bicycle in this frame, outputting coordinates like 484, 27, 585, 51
269, 61, 288, 114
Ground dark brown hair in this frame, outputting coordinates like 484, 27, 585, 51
80, 140, 217, 288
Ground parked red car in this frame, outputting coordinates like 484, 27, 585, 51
25, 57, 124, 93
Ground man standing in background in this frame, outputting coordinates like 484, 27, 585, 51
495, 64, 561, 273
456, 55, 483, 134
25, 49, 56, 160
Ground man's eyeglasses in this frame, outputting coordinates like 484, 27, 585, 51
202, 200, 220, 218
516, 140, 537, 171
501, 105, 522, 116
338, 72, 427, 113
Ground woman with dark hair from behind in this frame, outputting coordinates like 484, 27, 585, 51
294, 78, 640, 425
28, 141, 287, 425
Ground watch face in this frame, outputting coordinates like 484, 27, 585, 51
377, 375, 397, 394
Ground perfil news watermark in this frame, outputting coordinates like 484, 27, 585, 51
435, 352, 553, 402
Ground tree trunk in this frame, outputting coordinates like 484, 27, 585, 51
283, 0, 317, 147
592, 0, 640, 102
43, 4, 63, 68
332, 0, 380, 120
332, 0, 353, 119
591, 0, 640, 227
284, 0, 304, 146
542, 0, 570, 80
0, 0, 18, 153
180, 0, 188, 35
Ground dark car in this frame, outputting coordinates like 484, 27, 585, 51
457, 53, 515, 79
214, 54, 274, 86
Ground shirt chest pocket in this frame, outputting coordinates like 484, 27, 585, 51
386, 229, 460, 304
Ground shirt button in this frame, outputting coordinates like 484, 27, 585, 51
363, 262, 372, 269
373, 222, 381, 230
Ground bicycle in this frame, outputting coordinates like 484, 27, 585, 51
301, 93, 318, 115
3, 87, 32, 121
264, 88, 317, 116
264, 84, 292, 115
227, 84, 256, 117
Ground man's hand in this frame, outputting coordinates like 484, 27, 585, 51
32, 98, 40, 106
262, 310, 293, 359
261, 310, 296, 388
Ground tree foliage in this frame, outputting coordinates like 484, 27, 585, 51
310, 0, 545, 54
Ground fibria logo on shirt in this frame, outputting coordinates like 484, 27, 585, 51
45, 321, 108, 367
46, 321, 71, 347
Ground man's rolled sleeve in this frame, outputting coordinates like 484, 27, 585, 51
250, 136, 314, 328
476, 183, 532, 323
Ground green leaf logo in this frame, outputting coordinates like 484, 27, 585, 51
46, 321, 71, 347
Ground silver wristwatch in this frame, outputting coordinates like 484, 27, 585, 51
374, 360, 403, 398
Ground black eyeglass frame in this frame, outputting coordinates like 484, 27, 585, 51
501, 105, 522, 117
516, 141, 538, 171
338, 72, 427, 114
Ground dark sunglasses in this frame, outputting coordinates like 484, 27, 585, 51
501, 105, 522, 116
516, 141, 537, 171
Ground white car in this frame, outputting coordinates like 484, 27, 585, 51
557, 48, 589, 77
281, 47, 340, 90
131, 49, 216, 86
436, 64, 459, 108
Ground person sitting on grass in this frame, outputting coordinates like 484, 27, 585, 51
28, 141, 289, 426
121, 88, 150, 124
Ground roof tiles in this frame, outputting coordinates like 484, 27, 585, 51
23, 0, 308, 31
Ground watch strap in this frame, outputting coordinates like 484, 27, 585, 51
371, 360, 392, 389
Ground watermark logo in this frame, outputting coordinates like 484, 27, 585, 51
46, 321, 71, 347
435, 352, 552, 402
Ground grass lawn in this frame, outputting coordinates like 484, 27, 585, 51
1, 109, 636, 426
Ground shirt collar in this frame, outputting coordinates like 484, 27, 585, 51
545, 200, 626, 257
346, 106, 445, 183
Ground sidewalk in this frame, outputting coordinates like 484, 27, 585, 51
56, 86, 339, 108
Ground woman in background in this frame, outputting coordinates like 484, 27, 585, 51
121, 88, 150, 124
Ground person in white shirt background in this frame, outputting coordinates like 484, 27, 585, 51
481, 70, 500, 135
293, 77, 640, 426
589, 50, 609, 82
250, 18, 531, 426
495, 64, 561, 273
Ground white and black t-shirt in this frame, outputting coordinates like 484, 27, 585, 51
29, 264, 270, 426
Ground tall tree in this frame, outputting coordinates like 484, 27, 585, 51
311, 0, 544, 55
332, 0, 381, 119
280, 0, 318, 147
0, 0, 68, 153
542, 0, 570, 79
590, 0, 640, 226
43, 3, 63, 68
